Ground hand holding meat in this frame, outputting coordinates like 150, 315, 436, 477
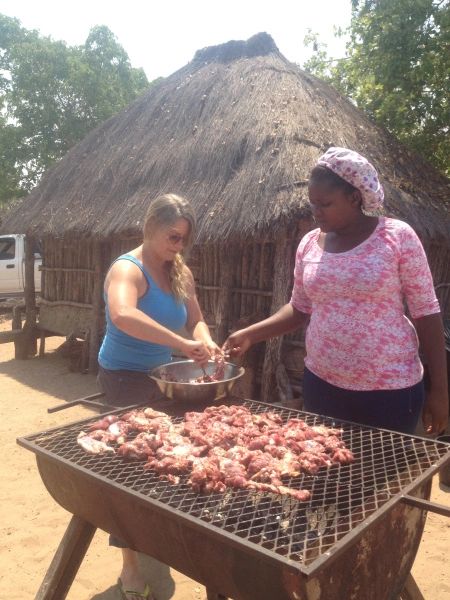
222, 328, 252, 358
180, 339, 211, 364
206, 340, 222, 358
192, 350, 226, 382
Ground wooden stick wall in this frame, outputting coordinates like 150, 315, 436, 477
42, 237, 96, 306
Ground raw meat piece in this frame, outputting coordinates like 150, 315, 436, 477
77, 404, 354, 502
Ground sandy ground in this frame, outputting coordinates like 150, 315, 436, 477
0, 316, 449, 600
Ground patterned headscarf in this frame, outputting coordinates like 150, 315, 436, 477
317, 147, 384, 212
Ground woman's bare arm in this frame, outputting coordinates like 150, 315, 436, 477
106, 261, 209, 361
223, 303, 309, 357
415, 312, 449, 434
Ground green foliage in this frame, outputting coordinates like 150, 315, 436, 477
0, 117, 23, 200
302, 30, 333, 81
0, 15, 150, 205
302, 0, 450, 176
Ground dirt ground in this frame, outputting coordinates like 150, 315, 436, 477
0, 316, 449, 600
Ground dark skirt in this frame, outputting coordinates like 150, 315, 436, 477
97, 364, 162, 407
97, 365, 164, 548
302, 367, 424, 435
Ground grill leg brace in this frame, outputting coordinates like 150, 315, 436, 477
35, 515, 96, 600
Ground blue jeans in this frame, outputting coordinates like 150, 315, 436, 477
302, 367, 424, 434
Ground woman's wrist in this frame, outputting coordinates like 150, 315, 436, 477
173, 334, 189, 352
244, 326, 259, 346
192, 323, 217, 348
426, 374, 448, 394
194, 333, 214, 346
426, 385, 448, 398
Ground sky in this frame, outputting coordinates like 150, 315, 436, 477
0, 0, 352, 81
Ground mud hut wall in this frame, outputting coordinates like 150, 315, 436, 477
41, 236, 95, 304
424, 242, 450, 285
424, 241, 450, 319
191, 239, 278, 399
191, 240, 275, 338
37, 235, 136, 351
38, 236, 98, 336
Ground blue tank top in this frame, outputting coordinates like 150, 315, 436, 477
98, 254, 187, 371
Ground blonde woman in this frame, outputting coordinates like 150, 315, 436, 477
98, 193, 218, 600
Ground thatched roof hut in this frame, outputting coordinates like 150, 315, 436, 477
2, 32, 450, 401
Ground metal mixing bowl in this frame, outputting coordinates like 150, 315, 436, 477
149, 359, 245, 403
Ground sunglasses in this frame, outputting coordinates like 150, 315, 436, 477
167, 233, 188, 245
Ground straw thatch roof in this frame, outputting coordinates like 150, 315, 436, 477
2, 32, 449, 242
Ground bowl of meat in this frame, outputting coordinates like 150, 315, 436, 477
149, 358, 245, 403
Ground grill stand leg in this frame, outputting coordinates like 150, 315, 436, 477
206, 591, 228, 600
398, 573, 425, 600
35, 515, 96, 600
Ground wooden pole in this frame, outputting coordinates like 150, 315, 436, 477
88, 240, 103, 373
260, 233, 292, 403
215, 246, 235, 345
15, 235, 37, 358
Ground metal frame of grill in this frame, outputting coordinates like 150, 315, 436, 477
17, 399, 450, 579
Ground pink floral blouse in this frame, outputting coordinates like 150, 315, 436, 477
290, 217, 440, 391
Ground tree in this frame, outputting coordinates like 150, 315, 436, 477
0, 15, 150, 204
303, 0, 450, 176
0, 118, 23, 201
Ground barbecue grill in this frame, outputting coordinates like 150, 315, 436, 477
18, 398, 450, 600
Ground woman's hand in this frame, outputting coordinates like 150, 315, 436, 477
222, 305, 307, 359
180, 339, 211, 365
222, 328, 252, 358
422, 388, 449, 435
206, 341, 222, 359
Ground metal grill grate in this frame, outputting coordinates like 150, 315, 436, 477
18, 399, 450, 571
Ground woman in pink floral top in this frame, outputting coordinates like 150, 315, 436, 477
224, 148, 448, 435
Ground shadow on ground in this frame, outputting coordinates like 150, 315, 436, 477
0, 344, 98, 402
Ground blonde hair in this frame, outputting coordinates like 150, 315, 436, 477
143, 194, 196, 302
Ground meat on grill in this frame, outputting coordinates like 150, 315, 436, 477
117, 432, 163, 460
77, 404, 354, 501
88, 415, 119, 431
77, 431, 116, 455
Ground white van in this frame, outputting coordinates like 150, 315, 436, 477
0, 234, 42, 298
